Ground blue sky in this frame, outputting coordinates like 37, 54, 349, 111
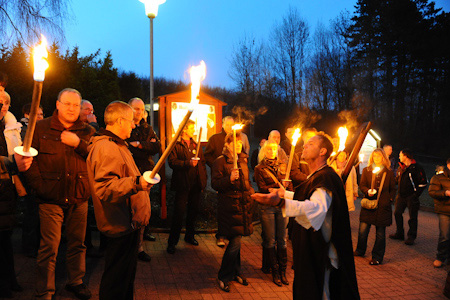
64, 0, 450, 90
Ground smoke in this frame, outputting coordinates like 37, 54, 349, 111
232, 105, 268, 125
338, 94, 373, 130
288, 107, 322, 129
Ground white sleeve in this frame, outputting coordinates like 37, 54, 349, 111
283, 188, 332, 230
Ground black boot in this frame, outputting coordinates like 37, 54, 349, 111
277, 247, 289, 285
268, 247, 282, 286
261, 247, 271, 274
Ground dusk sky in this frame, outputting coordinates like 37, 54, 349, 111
64, 0, 450, 90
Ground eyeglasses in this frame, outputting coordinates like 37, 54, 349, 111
58, 101, 80, 109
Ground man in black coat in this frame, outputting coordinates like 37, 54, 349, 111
127, 97, 161, 260
252, 133, 360, 300
167, 119, 207, 254
389, 149, 428, 245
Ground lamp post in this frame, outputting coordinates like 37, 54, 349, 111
139, 0, 166, 127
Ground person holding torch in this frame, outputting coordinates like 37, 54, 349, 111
212, 131, 255, 292
354, 148, 396, 265
166, 119, 207, 254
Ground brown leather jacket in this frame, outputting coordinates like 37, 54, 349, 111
24, 110, 95, 206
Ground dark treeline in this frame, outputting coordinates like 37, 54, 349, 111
227, 0, 450, 157
1, 0, 449, 157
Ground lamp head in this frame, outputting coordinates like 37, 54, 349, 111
139, 0, 166, 18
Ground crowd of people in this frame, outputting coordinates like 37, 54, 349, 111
1, 78, 449, 300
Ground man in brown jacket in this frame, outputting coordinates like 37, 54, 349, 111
87, 101, 152, 300
24, 88, 95, 300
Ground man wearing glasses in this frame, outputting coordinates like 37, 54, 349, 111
24, 88, 95, 300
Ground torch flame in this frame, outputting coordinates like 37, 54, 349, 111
188, 60, 206, 110
372, 166, 381, 174
33, 34, 49, 82
291, 128, 301, 146
359, 153, 364, 162
232, 124, 244, 131
337, 126, 348, 152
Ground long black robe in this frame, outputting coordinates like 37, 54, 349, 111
291, 165, 360, 300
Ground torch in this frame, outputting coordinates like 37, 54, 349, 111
192, 127, 202, 160
329, 126, 348, 165
15, 35, 49, 157
284, 128, 301, 182
356, 153, 364, 167
231, 124, 244, 169
143, 61, 206, 184
342, 122, 372, 184
370, 167, 381, 191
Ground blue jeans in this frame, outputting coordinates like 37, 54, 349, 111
437, 214, 450, 262
260, 205, 288, 249
355, 222, 386, 262
218, 235, 242, 283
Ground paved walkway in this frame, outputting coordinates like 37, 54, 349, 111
10, 200, 449, 299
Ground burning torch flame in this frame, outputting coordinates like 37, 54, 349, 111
359, 153, 364, 162
188, 60, 206, 110
372, 166, 381, 174
232, 124, 244, 131
291, 128, 301, 146
33, 34, 49, 82
337, 126, 348, 152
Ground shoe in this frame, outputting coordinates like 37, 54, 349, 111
184, 237, 199, 246
404, 238, 415, 245
216, 238, 225, 248
144, 233, 156, 241
369, 259, 381, 265
389, 233, 404, 240
217, 279, 230, 292
138, 251, 151, 262
65, 283, 92, 300
353, 251, 364, 257
167, 245, 176, 254
234, 275, 249, 286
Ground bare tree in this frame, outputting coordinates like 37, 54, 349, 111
269, 6, 309, 107
0, 0, 70, 46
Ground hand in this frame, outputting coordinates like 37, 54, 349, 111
140, 176, 153, 191
445, 190, 450, 197
368, 189, 377, 197
14, 153, 33, 172
60, 131, 80, 148
86, 113, 97, 123
230, 169, 239, 181
129, 141, 140, 148
251, 190, 283, 207
190, 158, 199, 167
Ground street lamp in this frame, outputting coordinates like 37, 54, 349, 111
139, 0, 166, 127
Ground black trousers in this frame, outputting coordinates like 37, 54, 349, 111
218, 235, 242, 283
0, 230, 16, 295
168, 187, 201, 246
394, 194, 420, 239
99, 230, 139, 300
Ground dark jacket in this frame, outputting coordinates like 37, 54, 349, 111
24, 110, 96, 206
429, 168, 450, 215
212, 148, 254, 237
168, 137, 207, 191
396, 160, 428, 198
127, 118, 161, 173
359, 166, 396, 227
204, 129, 227, 168
0, 119, 16, 231
254, 158, 292, 193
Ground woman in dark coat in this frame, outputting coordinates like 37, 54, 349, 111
212, 131, 254, 292
254, 141, 291, 286
354, 148, 396, 265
